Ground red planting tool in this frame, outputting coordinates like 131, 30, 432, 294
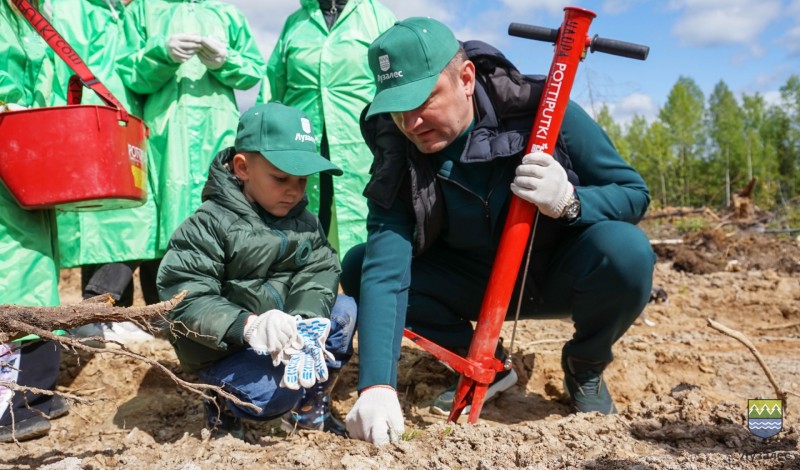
403, 6, 649, 423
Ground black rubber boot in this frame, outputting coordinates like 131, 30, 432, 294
203, 393, 245, 439
281, 369, 346, 436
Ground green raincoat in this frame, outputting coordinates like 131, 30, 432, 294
0, 0, 59, 307
50, 0, 159, 267
257, 0, 395, 256
117, 0, 265, 252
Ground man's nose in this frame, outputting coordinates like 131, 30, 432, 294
397, 109, 421, 132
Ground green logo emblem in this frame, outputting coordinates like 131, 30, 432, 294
747, 399, 783, 438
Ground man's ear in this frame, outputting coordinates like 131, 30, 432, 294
461, 60, 476, 97
232, 153, 249, 181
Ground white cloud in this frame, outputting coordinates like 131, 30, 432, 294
612, 92, 659, 124
787, 25, 800, 56
762, 90, 783, 108
500, 0, 571, 15
668, 0, 781, 46
381, 0, 453, 22
579, 92, 658, 126
601, 0, 640, 15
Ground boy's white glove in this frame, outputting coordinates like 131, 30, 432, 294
510, 151, 573, 219
198, 36, 228, 70
280, 318, 333, 390
166, 33, 202, 63
243, 309, 299, 358
346, 386, 405, 445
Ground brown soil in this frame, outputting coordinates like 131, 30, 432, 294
3, 223, 800, 469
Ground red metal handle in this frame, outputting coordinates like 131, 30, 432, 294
12, 0, 130, 121
449, 6, 597, 424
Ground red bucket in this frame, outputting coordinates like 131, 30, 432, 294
0, 105, 148, 211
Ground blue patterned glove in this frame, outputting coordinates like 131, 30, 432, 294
280, 318, 334, 390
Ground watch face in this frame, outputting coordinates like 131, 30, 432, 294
564, 196, 580, 219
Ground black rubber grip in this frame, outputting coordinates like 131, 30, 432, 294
508, 22, 650, 61
508, 23, 558, 43
589, 35, 649, 60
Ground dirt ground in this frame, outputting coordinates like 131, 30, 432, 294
3, 218, 800, 469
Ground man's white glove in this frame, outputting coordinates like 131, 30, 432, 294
0, 103, 26, 113
166, 33, 202, 64
198, 36, 228, 70
280, 318, 334, 390
346, 386, 405, 445
510, 151, 573, 219
243, 309, 300, 359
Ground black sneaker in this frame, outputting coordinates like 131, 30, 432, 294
280, 370, 346, 436
0, 415, 51, 443
203, 395, 245, 439
562, 356, 617, 415
49, 396, 70, 420
430, 368, 518, 416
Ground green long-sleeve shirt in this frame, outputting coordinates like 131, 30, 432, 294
356, 99, 650, 390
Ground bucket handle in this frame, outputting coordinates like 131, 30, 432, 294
12, 0, 130, 123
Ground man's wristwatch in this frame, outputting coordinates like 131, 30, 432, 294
560, 191, 581, 221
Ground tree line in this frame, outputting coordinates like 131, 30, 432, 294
595, 74, 800, 213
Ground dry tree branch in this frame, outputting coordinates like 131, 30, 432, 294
0, 292, 261, 415
0, 292, 186, 343
707, 318, 788, 402
758, 321, 800, 331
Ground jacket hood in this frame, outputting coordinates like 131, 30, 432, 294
201, 147, 308, 219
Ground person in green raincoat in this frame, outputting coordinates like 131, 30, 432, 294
257, 0, 395, 256
117, 0, 265, 253
0, 0, 69, 442
50, 0, 163, 333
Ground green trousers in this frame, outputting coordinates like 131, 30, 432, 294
344, 221, 655, 364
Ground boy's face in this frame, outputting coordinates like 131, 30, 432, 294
232, 152, 307, 217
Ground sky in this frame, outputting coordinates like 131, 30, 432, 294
229, 0, 800, 126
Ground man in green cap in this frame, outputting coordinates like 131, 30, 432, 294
341, 17, 655, 445
157, 102, 356, 438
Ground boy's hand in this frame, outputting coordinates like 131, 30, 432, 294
243, 309, 299, 357
346, 386, 405, 445
280, 318, 333, 390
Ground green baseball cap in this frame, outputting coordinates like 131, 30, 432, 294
235, 102, 342, 176
365, 17, 459, 119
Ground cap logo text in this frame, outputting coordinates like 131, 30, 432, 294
295, 133, 316, 144
377, 70, 404, 83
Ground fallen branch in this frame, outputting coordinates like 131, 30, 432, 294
707, 318, 788, 402
0, 292, 187, 343
2, 322, 260, 415
0, 292, 262, 427
757, 321, 800, 331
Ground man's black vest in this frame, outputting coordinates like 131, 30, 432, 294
360, 40, 577, 255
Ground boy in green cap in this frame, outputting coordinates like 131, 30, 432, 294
157, 102, 355, 438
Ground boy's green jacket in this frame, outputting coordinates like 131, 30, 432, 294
258, 0, 395, 256
157, 148, 341, 372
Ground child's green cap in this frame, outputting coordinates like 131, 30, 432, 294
365, 17, 459, 119
235, 102, 342, 176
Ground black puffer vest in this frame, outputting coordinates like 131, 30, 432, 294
360, 40, 578, 256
